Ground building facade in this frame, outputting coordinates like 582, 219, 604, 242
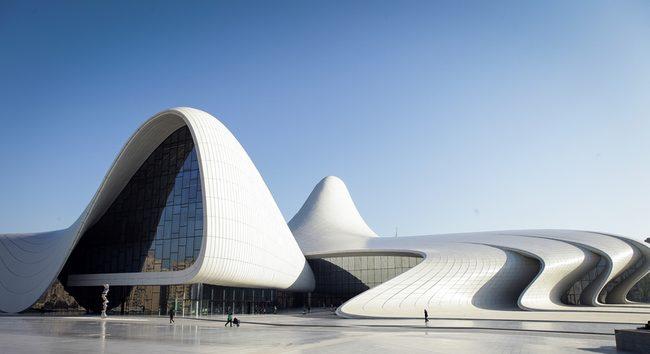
1, 108, 649, 318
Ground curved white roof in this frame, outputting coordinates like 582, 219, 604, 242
0, 107, 314, 313
288, 176, 376, 252
289, 177, 650, 319
1, 111, 648, 320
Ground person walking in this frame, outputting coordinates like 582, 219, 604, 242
225, 312, 233, 327
424, 309, 429, 324
169, 309, 175, 324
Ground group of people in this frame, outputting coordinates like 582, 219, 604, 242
169, 308, 240, 327
170, 307, 431, 327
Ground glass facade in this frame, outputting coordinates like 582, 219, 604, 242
599, 257, 645, 303
27, 282, 303, 316
29, 279, 85, 314
65, 126, 203, 275
308, 254, 423, 307
629, 273, 650, 303
564, 254, 649, 305
104, 284, 291, 316
563, 257, 607, 305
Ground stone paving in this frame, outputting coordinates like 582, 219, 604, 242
0, 313, 639, 353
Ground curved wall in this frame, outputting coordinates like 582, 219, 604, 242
65, 126, 203, 276
290, 176, 650, 319
0, 107, 314, 313
1, 108, 648, 319
308, 252, 423, 306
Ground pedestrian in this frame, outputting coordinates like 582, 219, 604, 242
169, 308, 175, 324
273, 305, 277, 314
225, 312, 233, 327
424, 309, 429, 324
307, 305, 311, 314
233, 317, 240, 327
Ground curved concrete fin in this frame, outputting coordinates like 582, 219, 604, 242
288, 176, 376, 253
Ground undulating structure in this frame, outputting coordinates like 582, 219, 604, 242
1, 108, 648, 320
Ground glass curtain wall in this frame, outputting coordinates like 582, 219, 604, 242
308, 254, 423, 307
600, 257, 646, 303
64, 126, 203, 276
28, 282, 301, 316
90, 284, 287, 316
628, 273, 650, 303
563, 257, 607, 305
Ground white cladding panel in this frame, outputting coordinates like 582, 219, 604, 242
1, 110, 648, 319
290, 176, 650, 318
0, 108, 313, 313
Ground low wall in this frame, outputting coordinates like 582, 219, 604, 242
615, 329, 650, 352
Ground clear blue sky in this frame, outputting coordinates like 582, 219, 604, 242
1, 1, 649, 240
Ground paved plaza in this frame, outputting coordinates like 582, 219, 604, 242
0, 312, 642, 353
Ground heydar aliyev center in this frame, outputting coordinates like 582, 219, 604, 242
1, 107, 649, 321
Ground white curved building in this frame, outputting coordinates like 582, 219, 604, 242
0, 108, 648, 320
0, 108, 313, 314
289, 176, 650, 319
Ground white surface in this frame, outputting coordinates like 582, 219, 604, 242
500, 229, 640, 305
0, 315, 633, 354
288, 176, 377, 253
1, 110, 648, 321
289, 177, 650, 318
0, 108, 314, 313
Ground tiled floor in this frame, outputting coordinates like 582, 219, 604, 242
0, 313, 634, 353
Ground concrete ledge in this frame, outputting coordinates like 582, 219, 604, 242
615, 329, 650, 352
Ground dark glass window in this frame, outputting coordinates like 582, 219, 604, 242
308, 253, 423, 307
65, 126, 203, 275
562, 257, 606, 305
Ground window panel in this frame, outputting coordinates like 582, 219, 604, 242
65, 126, 204, 275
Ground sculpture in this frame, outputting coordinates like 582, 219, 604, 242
100, 284, 109, 318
